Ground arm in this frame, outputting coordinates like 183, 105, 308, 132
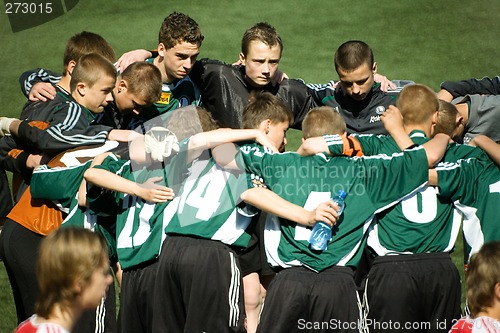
421, 133, 450, 167
83, 167, 174, 203
132, 128, 279, 165
241, 187, 338, 227
439, 76, 500, 98
469, 134, 500, 165
115, 49, 153, 71
19, 68, 60, 101
381, 105, 414, 150
296, 136, 331, 156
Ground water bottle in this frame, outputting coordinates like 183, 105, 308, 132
309, 190, 347, 251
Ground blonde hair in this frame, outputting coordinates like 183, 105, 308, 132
302, 106, 346, 139
162, 106, 219, 141
35, 227, 108, 318
121, 62, 162, 105
242, 91, 293, 130
241, 22, 283, 57
466, 242, 500, 318
434, 99, 458, 137
396, 84, 438, 126
70, 53, 117, 92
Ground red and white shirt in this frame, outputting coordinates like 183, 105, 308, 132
450, 316, 500, 333
15, 315, 69, 333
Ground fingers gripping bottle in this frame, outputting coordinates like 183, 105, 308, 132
309, 190, 347, 251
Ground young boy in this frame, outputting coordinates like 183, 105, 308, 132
14, 227, 113, 333
298, 84, 490, 332
449, 242, 500, 333
0, 53, 121, 330
76, 104, 334, 333
213, 93, 451, 332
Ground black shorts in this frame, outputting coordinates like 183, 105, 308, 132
257, 266, 361, 333
365, 252, 462, 333
118, 260, 158, 333
237, 212, 274, 276
152, 236, 245, 333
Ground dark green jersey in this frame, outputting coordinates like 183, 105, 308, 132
325, 131, 488, 254
436, 158, 500, 260
237, 143, 429, 271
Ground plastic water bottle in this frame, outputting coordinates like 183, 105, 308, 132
309, 190, 347, 251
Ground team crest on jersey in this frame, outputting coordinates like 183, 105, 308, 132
158, 92, 171, 105
375, 106, 386, 115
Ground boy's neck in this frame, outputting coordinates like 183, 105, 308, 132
58, 74, 71, 93
153, 56, 174, 84
404, 124, 431, 137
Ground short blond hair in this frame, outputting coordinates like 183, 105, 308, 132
35, 227, 108, 318
466, 242, 500, 318
396, 84, 438, 126
302, 106, 346, 139
434, 99, 458, 137
70, 53, 117, 92
242, 91, 293, 130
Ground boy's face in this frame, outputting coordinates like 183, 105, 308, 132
337, 62, 376, 101
267, 121, 289, 152
240, 41, 281, 87
114, 81, 149, 114
81, 76, 115, 113
159, 41, 200, 83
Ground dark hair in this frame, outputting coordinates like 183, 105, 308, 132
334, 40, 374, 73
159, 12, 204, 49
63, 31, 115, 73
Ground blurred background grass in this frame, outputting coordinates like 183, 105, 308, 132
2, 0, 499, 330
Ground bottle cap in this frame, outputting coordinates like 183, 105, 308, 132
338, 190, 347, 198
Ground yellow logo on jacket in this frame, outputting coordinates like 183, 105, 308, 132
158, 92, 171, 104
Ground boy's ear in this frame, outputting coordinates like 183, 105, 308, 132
67, 60, 77, 76
432, 110, 439, 125
117, 80, 127, 93
372, 62, 377, 74
258, 119, 271, 134
75, 82, 87, 97
495, 282, 500, 300
157, 43, 166, 58
239, 52, 246, 66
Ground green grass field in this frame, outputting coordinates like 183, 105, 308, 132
1, 0, 500, 331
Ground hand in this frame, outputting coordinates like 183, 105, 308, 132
0, 117, 16, 136
436, 89, 454, 102
29, 82, 56, 102
115, 49, 152, 71
305, 200, 339, 227
26, 154, 44, 169
381, 105, 404, 134
255, 131, 279, 152
137, 176, 175, 202
144, 127, 180, 162
271, 70, 288, 86
374, 73, 396, 92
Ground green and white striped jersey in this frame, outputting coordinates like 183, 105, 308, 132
324, 130, 488, 255
237, 142, 429, 271
162, 149, 253, 248
436, 158, 500, 260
